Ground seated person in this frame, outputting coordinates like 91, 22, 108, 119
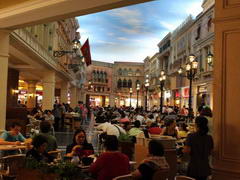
89, 135, 130, 180
38, 121, 57, 152
66, 129, 94, 158
43, 110, 55, 127
148, 123, 162, 135
97, 121, 126, 138
0, 122, 27, 156
132, 140, 169, 180
161, 118, 179, 139
119, 113, 130, 123
178, 123, 188, 138
128, 120, 143, 137
26, 134, 54, 163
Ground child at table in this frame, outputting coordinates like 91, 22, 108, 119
0, 122, 27, 156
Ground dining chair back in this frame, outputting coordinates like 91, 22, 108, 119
0, 154, 25, 178
112, 174, 133, 180
175, 175, 196, 180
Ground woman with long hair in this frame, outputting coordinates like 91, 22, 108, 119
66, 129, 94, 158
183, 116, 214, 180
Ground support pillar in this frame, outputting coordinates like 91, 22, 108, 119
213, 0, 240, 179
70, 87, 78, 108
0, 30, 9, 131
42, 72, 55, 110
26, 81, 37, 109
60, 81, 69, 104
109, 94, 115, 107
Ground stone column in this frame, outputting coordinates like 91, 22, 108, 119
26, 80, 38, 109
70, 86, 77, 108
0, 30, 9, 131
212, 0, 240, 179
42, 72, 55, 110
109, 94, 115, 107
60, 81, 69, 104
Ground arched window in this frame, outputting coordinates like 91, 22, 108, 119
118, 68, 122, 76
92, 70, 96, 81
117, 79, 122, 88
100, 71, 104, 82
96, 71, 100, 82
136, 69, 141, 76
123, 79, 127, 87
128, 68, 133, 76
128, 79, 132, 88
123, 68, 128, 76
104, 72, 108, 83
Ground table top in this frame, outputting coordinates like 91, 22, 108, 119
0, 145, 29, 151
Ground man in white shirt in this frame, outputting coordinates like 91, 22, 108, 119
97, 122, 126, 137
135, 114, 145, 124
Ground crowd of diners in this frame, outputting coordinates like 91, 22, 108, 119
0, 101, 213, 180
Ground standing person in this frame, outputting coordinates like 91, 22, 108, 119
89, 135, 130, 180
183, 116, 214, 180
52, 104, 61, 131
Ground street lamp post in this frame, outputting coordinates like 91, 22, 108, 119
159, 70, 166, 114
136, 83, 140, 108
178, 54, 198, 119
207, 52, 214, 67
129, 88, 133, 108
145, 75, 150, 111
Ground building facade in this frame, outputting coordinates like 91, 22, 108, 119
113, 62, 145, 108
157, 33, 172, 107
191, 1, 214, 110
84, 60, 113, 107
8, 18, 86, 111
169, 15, 194, 109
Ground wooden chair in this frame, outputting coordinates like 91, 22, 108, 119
0, 154, 25, 178
175, 175, 196, 180
112, 174, 133, 180
152, 169, 169, 180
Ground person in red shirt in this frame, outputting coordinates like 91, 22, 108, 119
89, 135, 130, 180
148, 122, 162, 135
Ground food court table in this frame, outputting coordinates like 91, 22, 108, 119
64, 113, 80, 130
0, 145, 29, 151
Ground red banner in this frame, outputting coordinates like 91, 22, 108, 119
81, 39, 92, 66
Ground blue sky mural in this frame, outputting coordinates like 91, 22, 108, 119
77, 0, 203, 63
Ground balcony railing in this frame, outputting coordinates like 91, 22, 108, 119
12, 28, 76, 80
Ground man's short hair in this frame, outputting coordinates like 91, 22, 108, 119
40, 121, 51, 133
10, 122, 21, 128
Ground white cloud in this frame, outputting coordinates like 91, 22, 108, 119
160, 21, 181, 31
170, 1, 203, 17
109, 8, 144, 35
186, 2, 203, 17
117, 37, 128, 41
109, 8, 141, 19
107, 32, 115, 36
119, 27, 140, 34
96, 40, 117, 45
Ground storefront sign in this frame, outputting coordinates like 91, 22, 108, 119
182, 87, 189, 98
164, 91, 171, 98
